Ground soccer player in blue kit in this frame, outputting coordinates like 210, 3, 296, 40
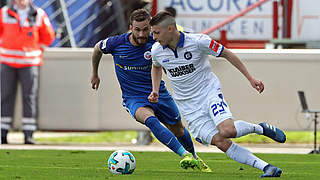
90, 9, 210, 172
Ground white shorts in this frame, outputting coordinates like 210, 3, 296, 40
183, 89, 233, 145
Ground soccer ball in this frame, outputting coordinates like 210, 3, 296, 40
107, 150, 136, 175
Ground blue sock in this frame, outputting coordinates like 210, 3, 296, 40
145, 116, 186, 157
177, 128, 196, 157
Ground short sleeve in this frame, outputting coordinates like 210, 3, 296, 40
197, 34, 224, 57
99, 35, 126, 54
151, 46, 161, 67
152, 58, 161, 67
99, 38, 110, 54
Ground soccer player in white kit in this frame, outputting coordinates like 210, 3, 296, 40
148, 11, 286, 178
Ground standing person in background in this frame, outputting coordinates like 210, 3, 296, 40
91, 9, 211, 172
0, 0, 55, 144
149, 11, 286, 177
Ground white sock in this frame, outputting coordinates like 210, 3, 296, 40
225, 142, 268, 171
234, 120, 263, 138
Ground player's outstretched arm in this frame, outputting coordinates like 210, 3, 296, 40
91, 41, 103, 90
220, 48, 264, 93
148, 64, 162, 103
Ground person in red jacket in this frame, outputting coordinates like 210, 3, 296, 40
0, 0, 55, 144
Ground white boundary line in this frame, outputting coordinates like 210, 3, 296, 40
0, 144, 312, 154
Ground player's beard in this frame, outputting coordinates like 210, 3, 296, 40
132, 33, 148, 46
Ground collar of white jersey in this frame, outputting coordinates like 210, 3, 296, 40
162, 31, 185, 49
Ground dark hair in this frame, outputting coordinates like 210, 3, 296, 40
149, 11, 174, 26
129, 9, 151, 25
164, 7, 176, 17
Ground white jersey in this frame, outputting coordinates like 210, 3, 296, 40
151, 32, 224, 115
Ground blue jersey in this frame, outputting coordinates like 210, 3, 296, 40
99, 33, 170, 99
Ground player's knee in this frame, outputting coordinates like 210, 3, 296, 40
169, 126, 184, 137
218, 123, 237, 138
220, 128, 236, 138
211, 135, 232, 152
166, 121, 184, 137
211, 134, 223, 146
135, 107, 155, 124
176, 127, 185, 137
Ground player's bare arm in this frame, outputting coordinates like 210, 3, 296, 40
220, 48, 264, 93
148, 64, 162, 103
91, 41, 103, 90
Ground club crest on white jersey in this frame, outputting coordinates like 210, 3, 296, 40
184, 52, 192, 60
151, 32, 224, 112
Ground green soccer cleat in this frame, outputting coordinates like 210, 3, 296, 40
194, 157, 212, 172
180, 153, 198, 170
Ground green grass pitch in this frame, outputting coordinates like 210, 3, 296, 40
0, 150, 320, 179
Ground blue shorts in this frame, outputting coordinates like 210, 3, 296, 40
123, 97, 181, 125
